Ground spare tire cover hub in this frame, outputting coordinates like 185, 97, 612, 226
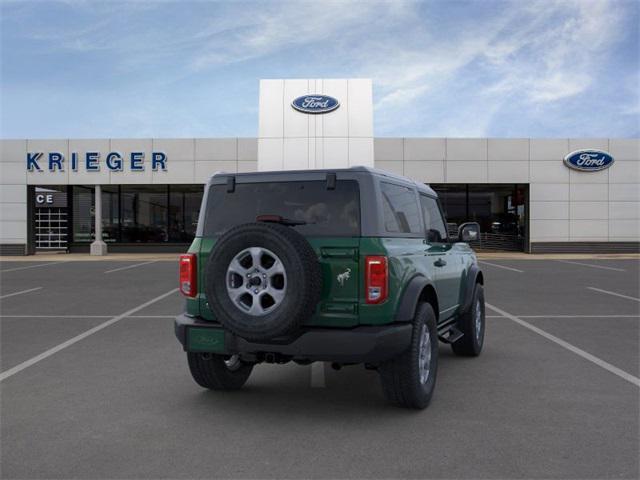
226, 247, 287, 316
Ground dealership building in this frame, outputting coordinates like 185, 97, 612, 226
1, 79, 638, 255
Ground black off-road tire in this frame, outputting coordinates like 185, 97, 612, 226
187, 353, 253, 390
204, 222, 322, 342
451, 283, 485, 357
378, 303, 439, 409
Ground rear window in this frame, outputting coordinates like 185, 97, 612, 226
204, 180, 360, 237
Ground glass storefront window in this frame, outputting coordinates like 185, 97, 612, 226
431, 184, 528, 250
169, 185, 203, 242
72, 186, 120, 243
434, 184, 467, 236
72, 186, 94, 242
102, 186, 119, 243
467, 185, 526, 238
70, 185, 203, 244
121, 186, 168, 242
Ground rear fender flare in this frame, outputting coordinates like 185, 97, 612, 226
394, 275, 435, 323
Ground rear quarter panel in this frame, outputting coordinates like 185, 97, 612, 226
358, 237, 434, 325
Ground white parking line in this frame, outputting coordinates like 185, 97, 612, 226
104, 261, 158, 274
489, 314, 640, 318
0, 315, 112, 318
479, 261, 524, 273
486, 302, 640, 388
311, 362, 326, 388
587, 287, 640, 303
521, 314, 640, 318
0, 288, 178, 382
0, 262, 69, 273
556, 260, 625, 272
0, 314, 177, 319
0, 287, 43, 300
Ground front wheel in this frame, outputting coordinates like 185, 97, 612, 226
378, 302, 439, 409
187, 353, 253, 390
451, 283, 485, 356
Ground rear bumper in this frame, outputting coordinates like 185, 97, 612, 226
174, 314, 412, 364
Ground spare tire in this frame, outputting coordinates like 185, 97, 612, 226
204, 222, 322, 341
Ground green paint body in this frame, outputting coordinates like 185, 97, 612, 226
184, 234, 476, 326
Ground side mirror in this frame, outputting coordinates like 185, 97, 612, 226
458, 222, 480, 242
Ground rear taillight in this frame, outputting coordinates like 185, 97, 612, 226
365, 255, 388, 304
179, 253, 197, 297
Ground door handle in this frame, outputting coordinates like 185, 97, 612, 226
434, 258, 447, 267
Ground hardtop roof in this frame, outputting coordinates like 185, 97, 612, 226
207, 166, 437, 197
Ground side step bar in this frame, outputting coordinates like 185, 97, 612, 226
437, 318, 463, 344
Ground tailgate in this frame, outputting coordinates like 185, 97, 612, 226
305, 237, 360, 327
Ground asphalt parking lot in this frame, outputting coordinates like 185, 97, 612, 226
1, 257, 638, 479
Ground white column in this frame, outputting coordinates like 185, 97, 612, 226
90, 185, 108, 255
257, 79, 373, 171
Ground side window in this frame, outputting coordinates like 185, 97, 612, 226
380, 182, 422, 234
420, 195, 448, 243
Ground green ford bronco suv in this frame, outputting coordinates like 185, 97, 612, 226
175, 167, 485, 409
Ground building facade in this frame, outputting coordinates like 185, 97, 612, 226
1, 79, 638, 255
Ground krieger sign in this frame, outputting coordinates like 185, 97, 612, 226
26, 151, 168, 172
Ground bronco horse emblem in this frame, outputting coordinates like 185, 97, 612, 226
337, 268, 351, 286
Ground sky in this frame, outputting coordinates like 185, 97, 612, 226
1, 0, 638, 139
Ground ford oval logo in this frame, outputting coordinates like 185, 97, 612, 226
564, 149, 614, 172
291, 95, 339, 114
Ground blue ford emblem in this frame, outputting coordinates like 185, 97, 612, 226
564, 149, 614, 172
291, 95, 339, 114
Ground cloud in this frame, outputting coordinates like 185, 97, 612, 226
1, 0, 637, 138
188, 1, 414, 71
479, 0, 624, 103
364, 0, 633, 135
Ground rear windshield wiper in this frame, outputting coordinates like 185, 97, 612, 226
256, 215, 307, 226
